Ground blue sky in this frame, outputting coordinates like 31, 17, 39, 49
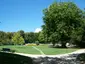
0, 0, 85, 32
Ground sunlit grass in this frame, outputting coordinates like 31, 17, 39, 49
0, 45, 78, 55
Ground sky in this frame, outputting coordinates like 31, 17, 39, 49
0, 0, 85, 32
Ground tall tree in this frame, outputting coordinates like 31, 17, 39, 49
24, 32, 36, 43
0, 31, 7, 45
42, 2, 85, 47
18, 30, 25, 38
38, 31, 45, 43
12, 32, 25, 45
6, 32, 14, 45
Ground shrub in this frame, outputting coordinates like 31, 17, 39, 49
26, 43, 36, 46
35, 41, 39, 46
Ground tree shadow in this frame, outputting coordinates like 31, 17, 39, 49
0, 52, 33, 64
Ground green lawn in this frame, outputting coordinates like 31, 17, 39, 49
0, 45, 78, 55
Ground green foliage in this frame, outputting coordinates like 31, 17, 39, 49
38, 31, 45, 43
6, 32, 14, 45
24, 32, 39, 43
0, 30, 40, 45
42, 2, 85, 47
18, 30, 25, 38
49, 32, 60, 46
12, 32, 25, 45
35, 41, 39, 45
0, 31, 13, 45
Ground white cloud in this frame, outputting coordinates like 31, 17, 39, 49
34, 28, 42, 33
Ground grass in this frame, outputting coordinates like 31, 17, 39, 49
0, 45, 78, 55
35, 45, 78, 55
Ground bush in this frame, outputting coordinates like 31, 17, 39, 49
35, 41, 39, 46
26, 44, 36, 46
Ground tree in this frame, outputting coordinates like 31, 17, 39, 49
38, 31, 45, 43
6, 32, 14, 45
0, 31, 14, 45
49, 32, 60, 46
42, 2, 85, 47
24, 32, 38, 43
0, 31, 7, 45
12, 32, 25, 45
18, 30, 25, 38
34, 33, 39, 43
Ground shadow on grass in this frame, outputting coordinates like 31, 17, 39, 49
0, 52, 33, 64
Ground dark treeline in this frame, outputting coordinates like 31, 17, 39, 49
0, 30, 45, 45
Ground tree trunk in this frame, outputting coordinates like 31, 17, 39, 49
52, 42, 55, 46
61, 42, 66, 48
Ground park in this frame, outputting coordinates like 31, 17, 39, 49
0, 0, 85, 64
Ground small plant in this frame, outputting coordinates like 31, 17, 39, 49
35, 41, 39, 46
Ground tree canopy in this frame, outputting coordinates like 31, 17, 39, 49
42, 2, 85, 47
12, 32, 25, 45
